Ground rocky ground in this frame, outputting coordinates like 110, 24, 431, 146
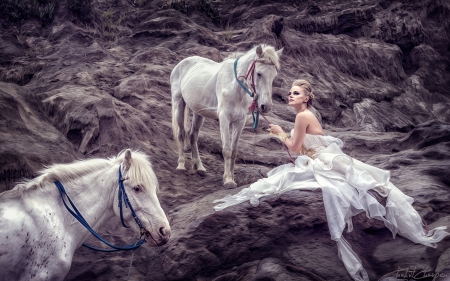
1, 0, 450, 280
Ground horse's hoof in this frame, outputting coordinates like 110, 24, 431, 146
224, 181, 237, 189
197, 169, 207, 177
176, 165, 186, 171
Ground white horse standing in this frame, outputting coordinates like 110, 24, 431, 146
171, 44, 283, 188
0, 149, 170, 281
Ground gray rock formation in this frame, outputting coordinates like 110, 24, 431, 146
0, 82, 79, 191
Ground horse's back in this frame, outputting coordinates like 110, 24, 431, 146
172, 55, 218, 73
171, 56, 223, 119
171, 56, 221, 86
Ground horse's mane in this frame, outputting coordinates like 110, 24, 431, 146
121, 150, 159, 192
223, 44, 280, 70
256, 44, 281, 70
223, 51, 245, 61
14, 149, 158, 193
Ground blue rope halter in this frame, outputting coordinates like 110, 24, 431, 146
55, 165, 145, 252
234, 57, 260, 130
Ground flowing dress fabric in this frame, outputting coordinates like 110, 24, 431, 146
213, 133, 449, 281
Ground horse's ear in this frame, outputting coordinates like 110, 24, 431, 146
124, 149, 132, 171
256, 45, 263, 58
276, 47, 284, 57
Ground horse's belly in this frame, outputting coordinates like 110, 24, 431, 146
183, 86, 219, 119
190, 104, 218, 119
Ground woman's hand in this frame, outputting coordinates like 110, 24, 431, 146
268, 124, 284, 135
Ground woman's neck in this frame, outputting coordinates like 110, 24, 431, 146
294, 104, 308, 114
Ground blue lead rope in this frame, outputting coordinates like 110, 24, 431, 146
234, 58, 260, 130
251, 108, 260, 130
55, 166, 145, 252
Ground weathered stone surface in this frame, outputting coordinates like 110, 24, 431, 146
0, 35, 25, 64
0, 82, 79, 191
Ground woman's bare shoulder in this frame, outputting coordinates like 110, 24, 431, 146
296, 110, 315, 119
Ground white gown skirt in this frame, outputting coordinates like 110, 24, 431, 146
214, 142, 449, 281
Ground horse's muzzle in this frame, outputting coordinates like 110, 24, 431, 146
260, 104, 271, 114
144, 227, 170, 246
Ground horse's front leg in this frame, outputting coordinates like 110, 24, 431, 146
229, 118, 246, 184
219, 114, 235, 188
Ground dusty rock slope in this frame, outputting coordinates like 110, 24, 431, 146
1, 0, 450, 280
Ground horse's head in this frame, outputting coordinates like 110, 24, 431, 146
253, 45, 283, 114
114, 149, 170, 246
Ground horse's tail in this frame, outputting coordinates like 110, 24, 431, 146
183, 106, 189, 149
171, 60, 190, 152
171, 99, 190, 151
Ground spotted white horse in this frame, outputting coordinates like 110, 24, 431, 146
0, 149, 170, 281
171, 44, 283, 188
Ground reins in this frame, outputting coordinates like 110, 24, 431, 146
234, 57, 295, 164
55, 164, 146, 252
234, 58, 260, 130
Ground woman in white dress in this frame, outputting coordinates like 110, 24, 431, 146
214, 79, 449, 281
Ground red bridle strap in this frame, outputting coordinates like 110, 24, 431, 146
238, 60, 257, 96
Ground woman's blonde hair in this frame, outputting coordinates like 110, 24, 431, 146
292, 79, 314, 108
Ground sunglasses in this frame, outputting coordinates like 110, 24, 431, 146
287, 91, 300, 96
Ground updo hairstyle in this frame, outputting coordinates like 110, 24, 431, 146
292, 79, 314, 108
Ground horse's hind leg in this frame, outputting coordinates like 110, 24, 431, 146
189, 112, 206, 176
173, 95, 187, 170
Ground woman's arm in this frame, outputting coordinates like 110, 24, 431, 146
270, 112, 309, 154
285, 112, 309, 153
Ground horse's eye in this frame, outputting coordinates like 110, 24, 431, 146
133, 185, 141, 192
257, 72, 261, 77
